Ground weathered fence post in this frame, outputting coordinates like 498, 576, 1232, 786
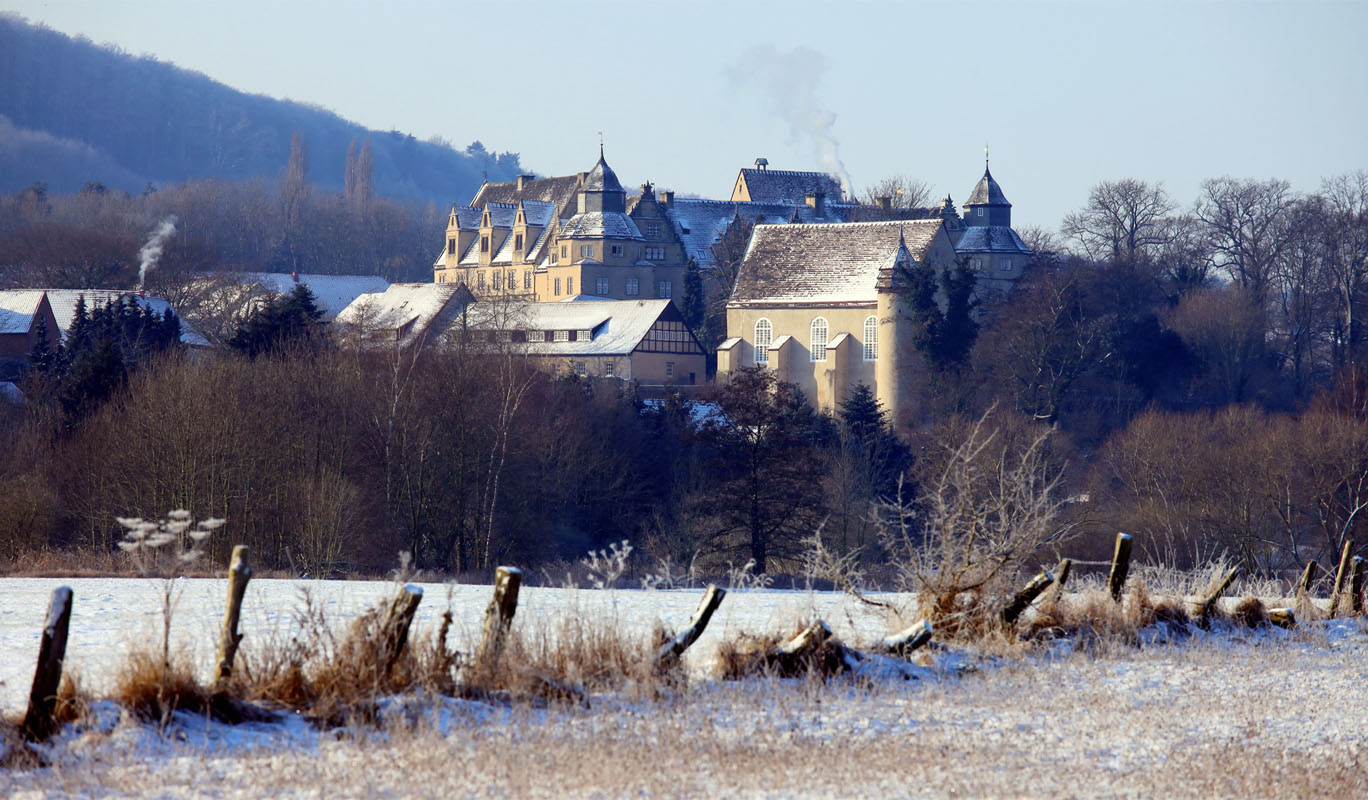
879, 620, 934, 656
656, 584, 726, 667
476, 566, 522, 666
379, 584, 424, 675
1349, 557, 1365, 616
1329, 540, 1354, 619
1108, 533, 1134, 602
1193, 566, 1241, 620
1003, 570, 1054, 624
1296, 560, 1318, 600
213, 545, 252, 691
22, 586, 74, 742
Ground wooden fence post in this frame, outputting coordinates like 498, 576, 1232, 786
213, 545, 252, 691
1003, 570, 1054, 624
1296, 560, 1318, 601
476, 567, 522, 666
879, 620, 934, 656
1329, 540, 1354, 619
1350, 557, 1365, 616
1193, 566, 1241, 620
22, 586, 74, 742
656, 585, 726, 667
379, 585, 424, 675
1108, 533, 1134, 602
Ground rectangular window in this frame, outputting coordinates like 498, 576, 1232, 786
561, 245, 568, 259
567, 277, 575, 295
496, 331, 512, 343
576, 329, 591, 341
595, 276, 610, 295
644, 246, 665, 261
580, 244, 593, 259
507, 271, 515, 288
477, 272, 486, 290
976, 207, 984, 217
658, 280, 672, 298
554, 277, 561, 296
575, 361, 586, 375
551, 251, 558, 265
646, 222, 660, 237
524, 271, 533, 290
554, 330, 569, 342
611, 245, 623, 257
605, 361, 615, 377
665, 362, 674, 378
492, 272, 502, 290
527, 330, 545, 342
625, 278, 639, 296
481, 236, 490, 252
514, 234, 523, 251
447, 238, 456, 255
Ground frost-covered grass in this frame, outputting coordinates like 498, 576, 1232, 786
3, 577, 1368, 797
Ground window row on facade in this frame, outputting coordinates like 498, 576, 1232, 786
752, 316, 879, 365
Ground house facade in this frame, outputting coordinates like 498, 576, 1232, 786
0, 290, 59, 362
716, 219, 957, 425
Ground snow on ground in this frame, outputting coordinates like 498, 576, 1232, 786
0, 577, 903, 712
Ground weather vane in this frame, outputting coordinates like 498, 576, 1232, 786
598, 130, 604, 156
984, 142, 990, 168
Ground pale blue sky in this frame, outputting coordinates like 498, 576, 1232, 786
7, 0, 1367, 230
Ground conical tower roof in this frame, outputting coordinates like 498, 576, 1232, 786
583, 147, 624, 194
966, 166, 1010, 207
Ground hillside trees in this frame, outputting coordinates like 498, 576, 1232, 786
1062, 178, 1176, 264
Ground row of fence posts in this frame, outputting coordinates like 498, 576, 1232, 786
18, 533, 1367, 741
17, 554, 731, 743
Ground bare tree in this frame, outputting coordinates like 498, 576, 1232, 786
1062, 178, 1176, 264
861, 175, 934, 212
1321, 171, 1368, 367
1195, 177, 1299, 305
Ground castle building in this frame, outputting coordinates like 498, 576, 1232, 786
951, 161, 1031, 296
716, 219, 957, 425
433, 150, 687, 305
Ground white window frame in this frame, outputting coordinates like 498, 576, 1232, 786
554, 330, 569, 342
580, 244, 593, 258
658, 279, 672, 298
595, 276, 610, 295
625, 277, 640, 296
611, 244, 623, 257
526, 330, 545, 343
754, 318, 772, 366
810, 317, 828, 362
863, 316, 878, 361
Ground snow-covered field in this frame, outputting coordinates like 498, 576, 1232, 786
4, 577, 1368, 797
0, 576, 902, 712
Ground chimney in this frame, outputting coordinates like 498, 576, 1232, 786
291, 271, 299, 283
755, 157, 769, 171
660, 190, 675, 209
877, 196, 892, 214
805, 191, 826, 217
516, 173, 536, 191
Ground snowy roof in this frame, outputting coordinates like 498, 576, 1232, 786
335, 283, 470, 349
448, 206, 483, 230
965, 167, 1011, 207
731, 219, 946, 307
0, 290, 45, 334
482, 202, 519, 228
663, 199, 869, 268
955, 225, 1031, 255
0, 381, 22, 405
44, 289, 210, 346
736, 168, 844, 204
560, 211, 644, 240
235, 273, 391, 320
471, 174, 584, 220
461, 299, 687, 356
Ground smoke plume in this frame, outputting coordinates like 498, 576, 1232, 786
727, 46, 852, 198
137, 215, 177, 288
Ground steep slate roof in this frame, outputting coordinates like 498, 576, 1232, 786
335, 283, 470, 349
955, 225, 1031, 254
449, 206, 483, 230
735, 169, 844, 203
0, 290, 45, 334
731, 219, 945, 306
965, 167, 1011, 207
471, 174, 584, 220
44, 289, 210, 346
583, 153, 624, 193
461, 299, 679, 356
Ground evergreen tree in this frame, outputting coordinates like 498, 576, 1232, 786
903, 256, 979, 372
27, 315, 60, 373
680, 257, 706, 333
230, 284, 327, 358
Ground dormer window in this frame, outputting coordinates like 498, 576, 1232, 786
447, 238, 456, 255
515, 234, 523, 251
480, 236, 489, 252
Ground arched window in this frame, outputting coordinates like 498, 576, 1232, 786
810, 317, 828, 362
754, 318, 772, 365
863, 316, 878, 361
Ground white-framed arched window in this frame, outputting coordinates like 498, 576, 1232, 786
754, 318, 772, 366
863, 316, 878, 361
810, 317, 829, 362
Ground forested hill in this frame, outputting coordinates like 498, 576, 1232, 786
0, 14, 523, 202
